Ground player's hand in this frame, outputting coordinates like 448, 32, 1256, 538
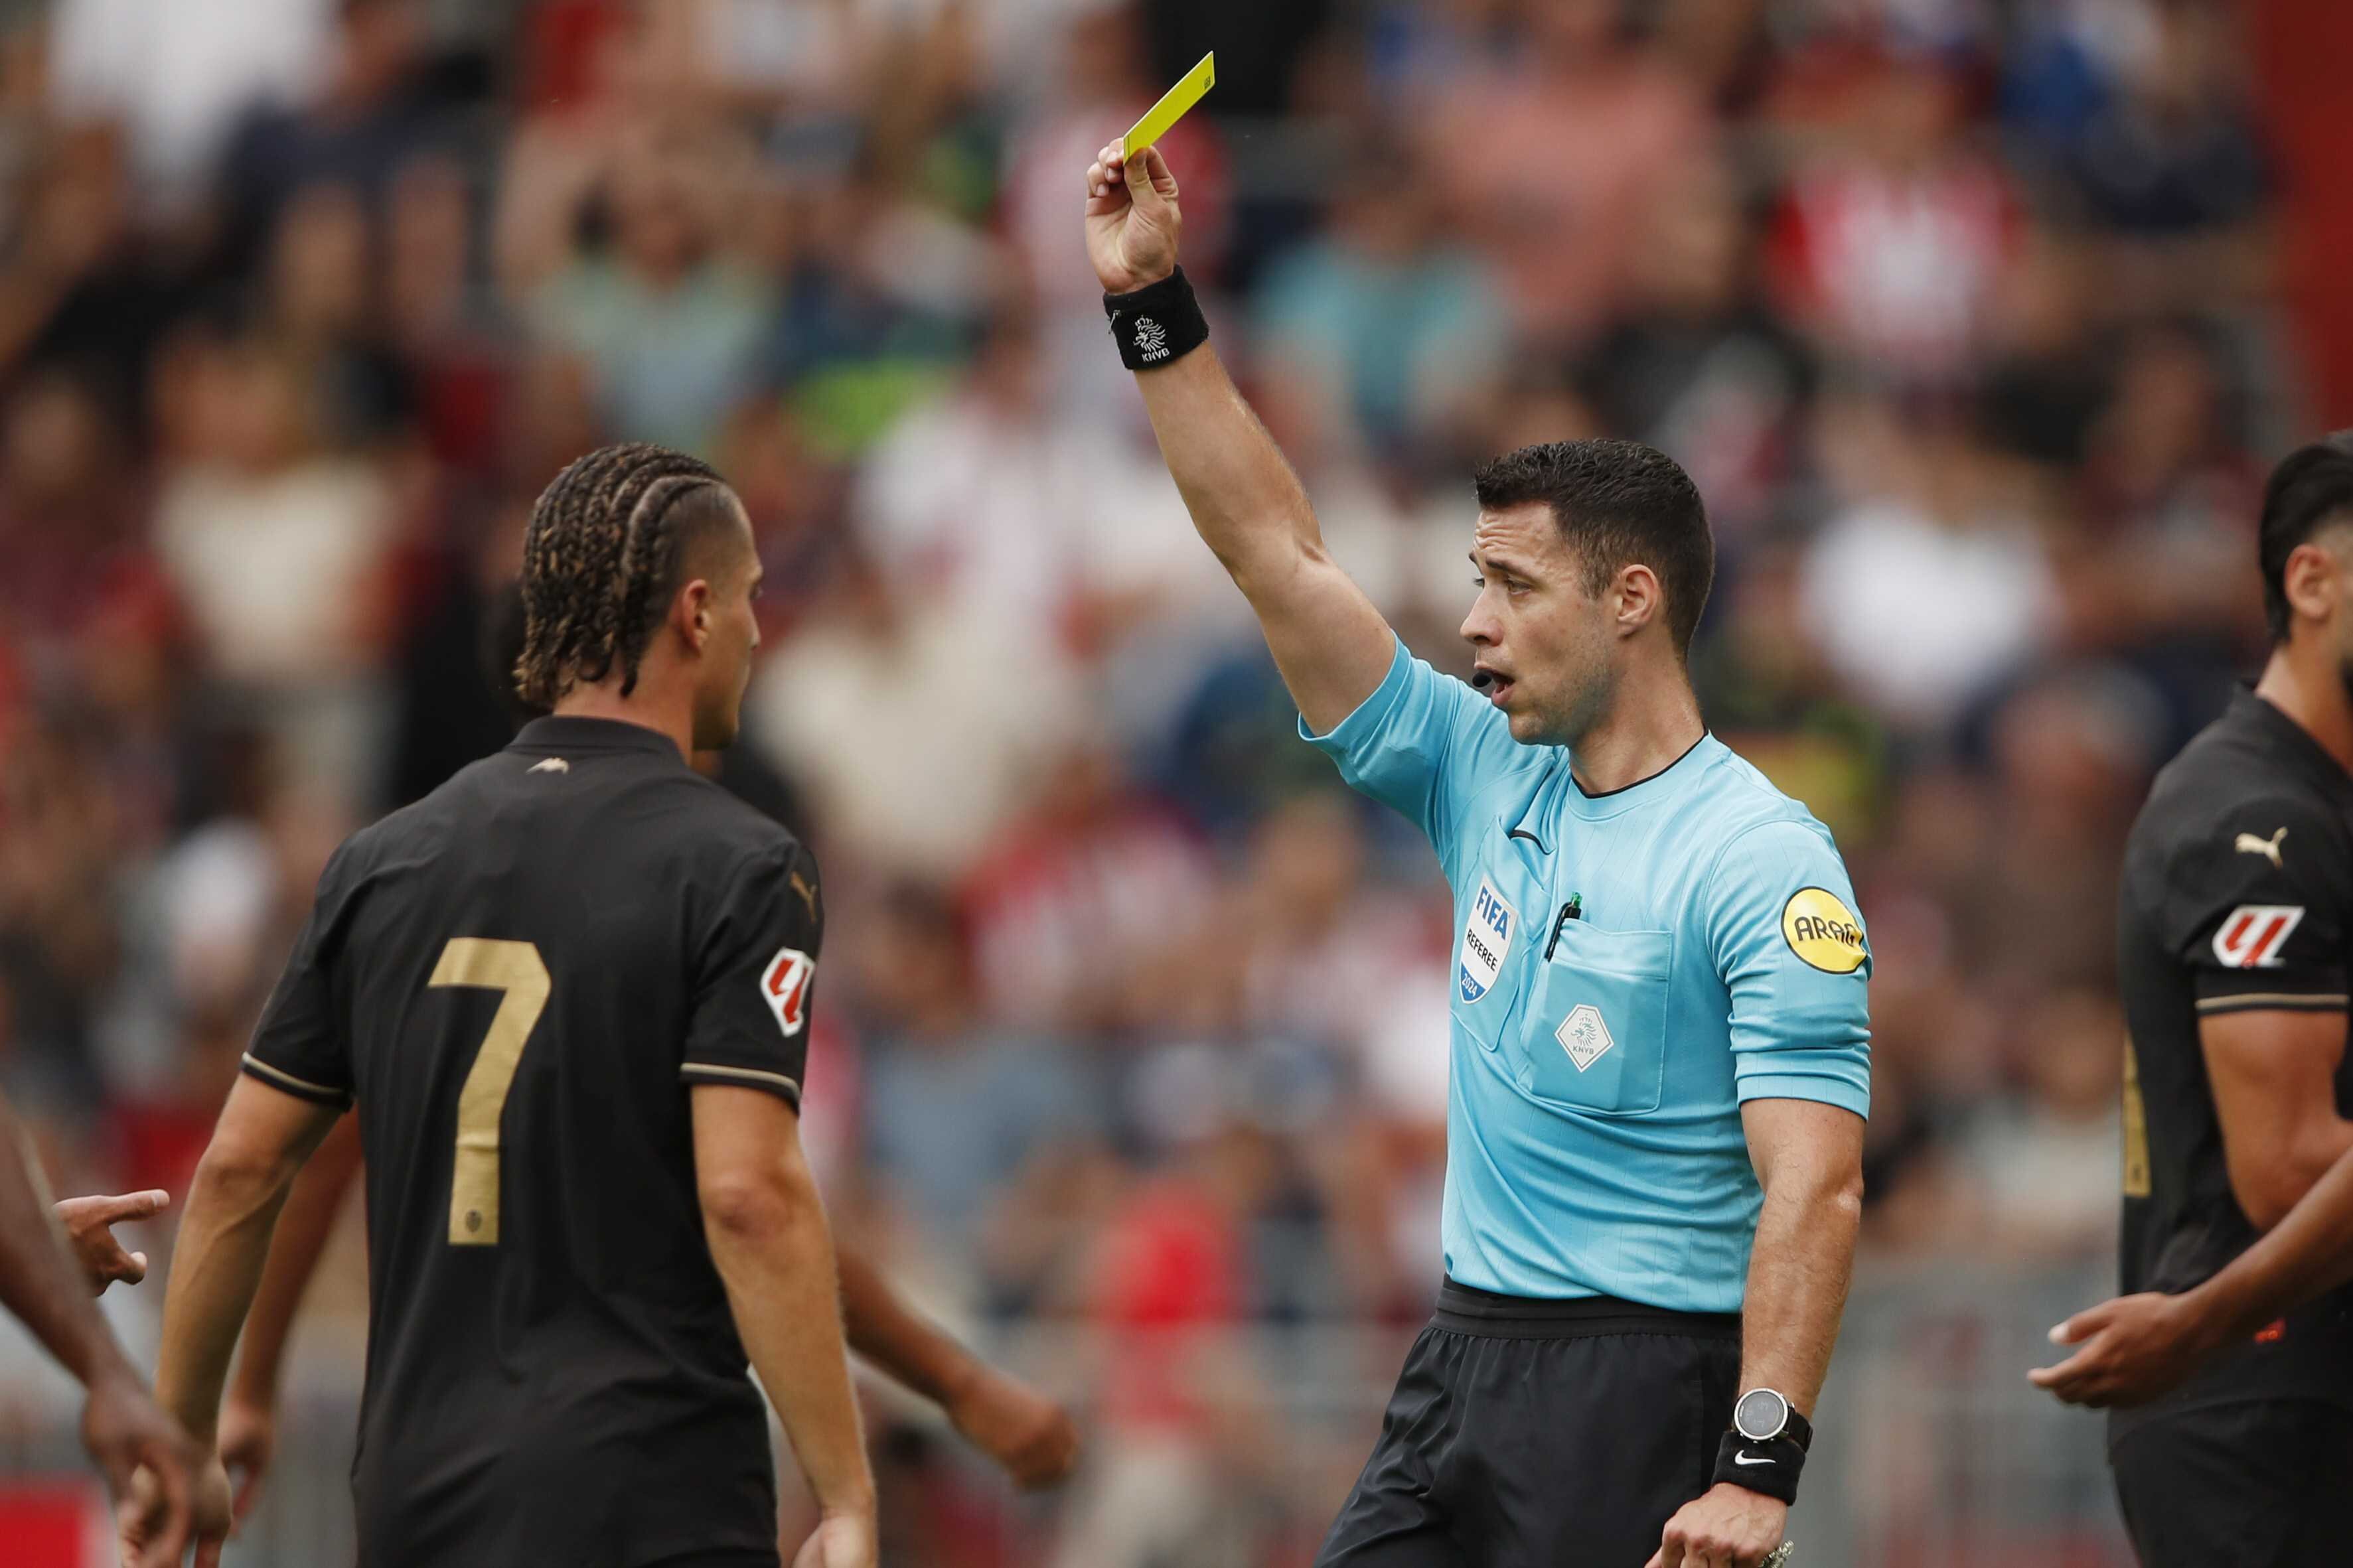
117, 1450, 230, 1568
1085, 141, 1180, 295
790, 1508, 877, 1568
2028, 1290, 2216, 1407
947, 1364, 1081, 1490
54, 1189, 170, 1294
80, 1368, 200, 1568
1645, 1482, 1789, 1568
215, 1388, 279, 1527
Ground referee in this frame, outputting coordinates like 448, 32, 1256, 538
1085, 148, 1869, 1568
2030, 435, 2353, 1563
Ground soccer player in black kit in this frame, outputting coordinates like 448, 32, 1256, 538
143, 445, 876, 1568
2030, 435, 2353, 1566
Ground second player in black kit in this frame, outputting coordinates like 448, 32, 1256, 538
148, 444, 878, 1568
244, 713, 823, 1563
2108, 437, 2353, 1566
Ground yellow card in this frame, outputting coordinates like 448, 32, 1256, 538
1122, 52, 1215, 159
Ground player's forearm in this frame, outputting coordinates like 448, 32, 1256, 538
229, 1117, 362, 1404
155, 1151, 308, 1445
0, 1102, 137, 1388
835, 1244, 981, 1409
2190, 1139, 2353, 1344
1737, 1162, 1862, 1415
1134, 345, 1325, 595
704, 1175, 875, 1518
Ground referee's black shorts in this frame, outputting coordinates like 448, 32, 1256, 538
1316, 1278, 1742, 1568
2110, 1399, 2353, 1568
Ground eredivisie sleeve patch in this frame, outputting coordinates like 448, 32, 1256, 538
2212, 905, 2303, 969
760, 947, 814, 1036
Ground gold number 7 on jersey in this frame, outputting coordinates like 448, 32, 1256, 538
429, 938, 550, 1246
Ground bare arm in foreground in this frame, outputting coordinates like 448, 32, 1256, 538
1084, 141, 1395, 734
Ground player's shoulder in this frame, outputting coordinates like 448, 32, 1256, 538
326, 760, 500, 879
667, 769, 810, 869
2133, 695, 2350, 861
597, 767, 818, 928
652, 776, 823, 948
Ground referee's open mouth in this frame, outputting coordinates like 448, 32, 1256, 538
1474, 663, 1515, 707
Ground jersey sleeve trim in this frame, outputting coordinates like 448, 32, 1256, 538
1733, 1072, 1870, 1117
680, 1061, 802, 1109
240, 1053, 353, 1107
2195, 991, 2350, 1016
1297, 636, 1412, 747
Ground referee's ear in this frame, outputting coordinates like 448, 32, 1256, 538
1612, 561, 1667, 642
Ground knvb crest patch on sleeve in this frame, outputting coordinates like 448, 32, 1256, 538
1460, 877, 1517, 1003
2214, 905, 2303, 969
761, 947, 814, 1036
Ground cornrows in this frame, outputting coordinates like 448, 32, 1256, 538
515, 443, 725, 706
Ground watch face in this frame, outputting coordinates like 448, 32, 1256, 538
1734, 1388, 1789, 1443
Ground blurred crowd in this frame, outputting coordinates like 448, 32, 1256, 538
0, 0, 2307, 1559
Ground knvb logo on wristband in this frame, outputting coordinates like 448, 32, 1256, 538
1104, 269, 1207, 370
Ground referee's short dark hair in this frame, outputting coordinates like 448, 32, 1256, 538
1472, 438, 1716, 655
2261, 431, 2353, 643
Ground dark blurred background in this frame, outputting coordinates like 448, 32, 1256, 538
1, 0, 2348, 1563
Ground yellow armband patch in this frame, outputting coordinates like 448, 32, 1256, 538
1782, 887, 1867, 973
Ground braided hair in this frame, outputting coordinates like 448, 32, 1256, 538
514, 443, 736, 707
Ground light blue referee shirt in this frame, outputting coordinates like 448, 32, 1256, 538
1306, 639, 1872, 1313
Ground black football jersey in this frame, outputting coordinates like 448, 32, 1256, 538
242, 715, 823, 1567
2113, 688, 2353, 1437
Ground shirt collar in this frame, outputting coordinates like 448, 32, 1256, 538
1509, 732, 1719, 851
511, 715, 685, 760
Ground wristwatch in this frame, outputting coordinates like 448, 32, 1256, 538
1732, 1388, 1813, 1451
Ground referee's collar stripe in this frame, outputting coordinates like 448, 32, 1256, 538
1507, 734, 1718, 849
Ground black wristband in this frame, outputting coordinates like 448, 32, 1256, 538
1104, 267, 1209, 371
1714, 1429, 1806, 1505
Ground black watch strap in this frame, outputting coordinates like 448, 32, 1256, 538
1780, 1405, 1814, 1453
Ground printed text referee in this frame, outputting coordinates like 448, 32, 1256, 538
1085, 145, 1871, 1568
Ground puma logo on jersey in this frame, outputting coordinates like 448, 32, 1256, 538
528, 757, 570, 774
789, 871, 819, 922
2234, 827, 2285, 869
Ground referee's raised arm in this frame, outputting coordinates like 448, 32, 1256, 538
1085, 143, 1395, 734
